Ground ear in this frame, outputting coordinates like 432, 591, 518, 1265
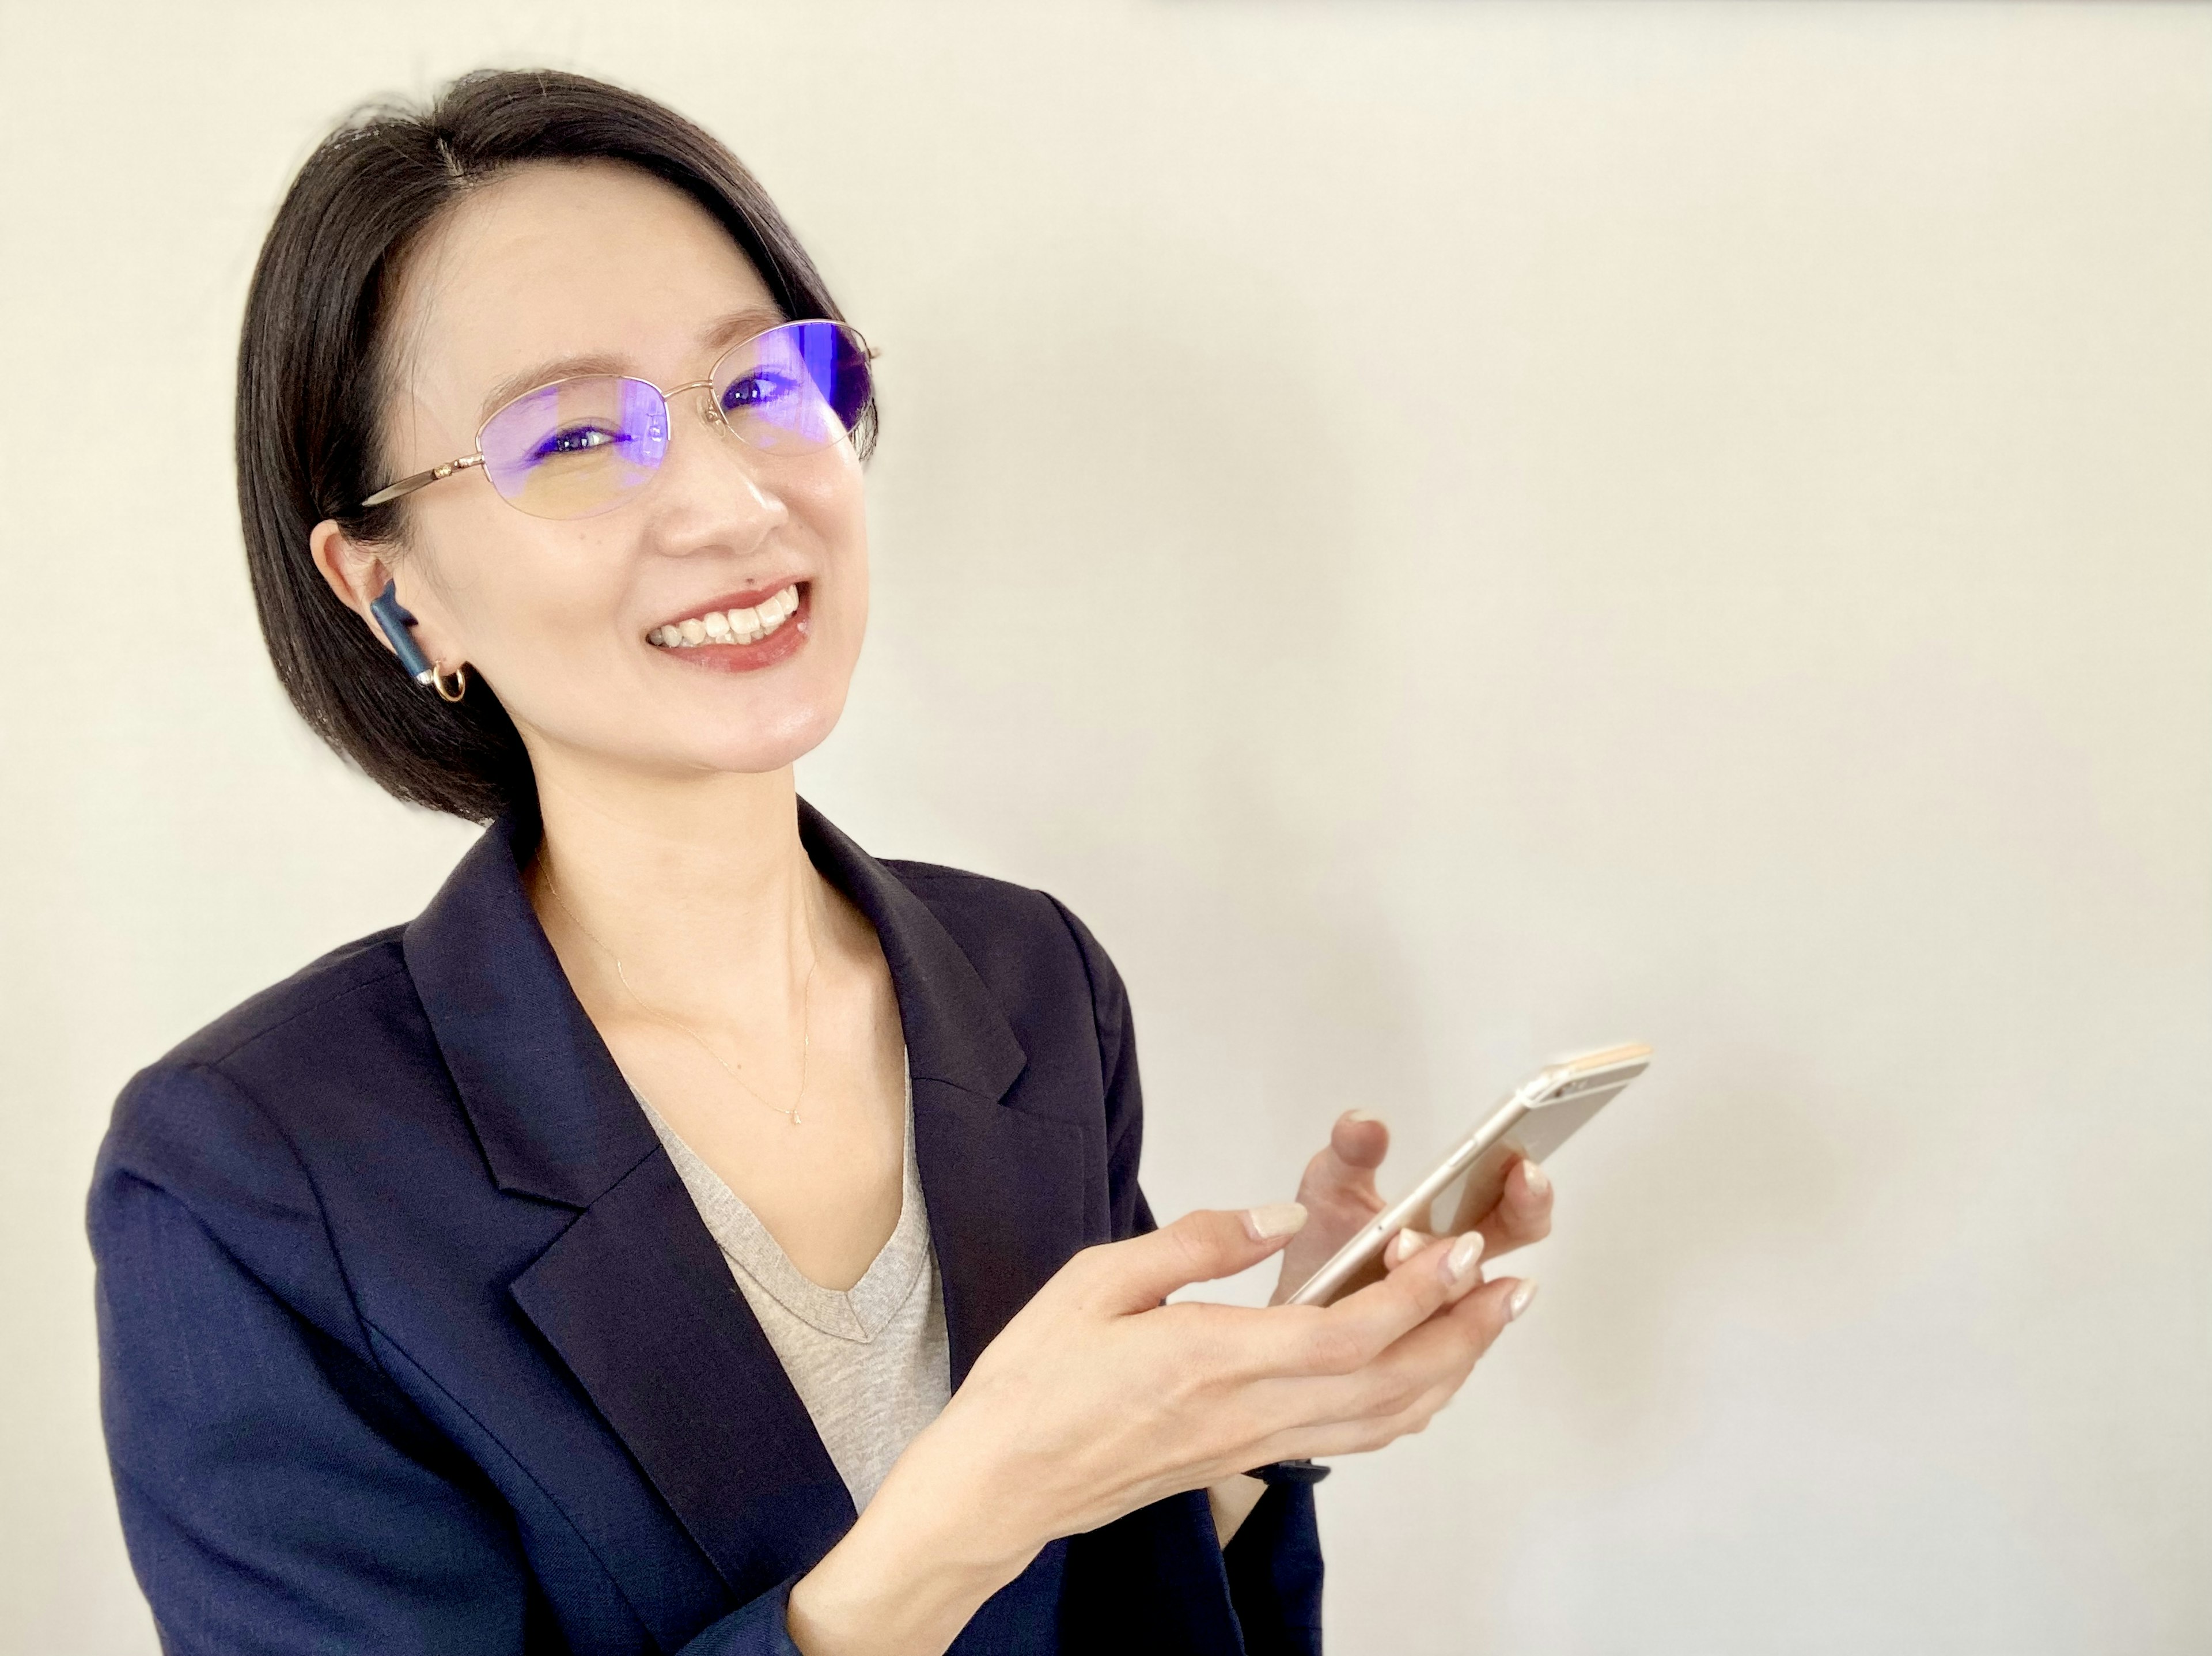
309, 520, 461, 673
310, 519, 393, 633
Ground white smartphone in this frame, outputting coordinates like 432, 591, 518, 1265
1285, 1042, 1653, 1307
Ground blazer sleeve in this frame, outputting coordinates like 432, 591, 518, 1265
89, 1061, 806, 1656
1043, 897, 1326, 1655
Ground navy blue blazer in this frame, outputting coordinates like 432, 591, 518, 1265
89, 803, 1323, 1654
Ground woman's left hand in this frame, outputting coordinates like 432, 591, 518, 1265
1266, 1111, 1555, 1307
1208, 1110, 1559, 1547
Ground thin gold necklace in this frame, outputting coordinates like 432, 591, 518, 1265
541, 868, 819, 1127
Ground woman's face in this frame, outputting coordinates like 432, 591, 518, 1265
319, 160, 869, 786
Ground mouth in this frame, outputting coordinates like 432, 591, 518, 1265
646, 582, 809, 674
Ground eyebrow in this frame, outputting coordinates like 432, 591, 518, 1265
472, 304, 790, 427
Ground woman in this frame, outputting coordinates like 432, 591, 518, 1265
89, 69, 1551, 1656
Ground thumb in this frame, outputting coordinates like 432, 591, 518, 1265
1085, 1205, 1309, 1313
1295, 1112, 1389, 1210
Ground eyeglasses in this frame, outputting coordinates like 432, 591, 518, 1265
359, 318, 873, 520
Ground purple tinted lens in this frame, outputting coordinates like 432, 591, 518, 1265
480, 377, 669, 517
715, 321, 871, 452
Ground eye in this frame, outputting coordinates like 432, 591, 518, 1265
721, 369, 804, 413
528, 424, 620, 463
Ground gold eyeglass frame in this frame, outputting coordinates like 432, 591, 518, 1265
358, 319, 874, 513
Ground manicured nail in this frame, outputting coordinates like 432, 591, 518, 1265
1442, 1231, 1485, 1290
1242, 1203, 1309, 1241
1507, 1279, 1540, 1321
1343, 1109, 1381, 1124
1388, 1228, 1426, 1266
1520, 1159, 1551, 1200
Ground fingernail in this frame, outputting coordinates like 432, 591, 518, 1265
1343, 1109, 1380, 1125
1442, 1231, 1485, 1290
1520, 1159, 1551, 1200
1388, 1228, 1425, 1266
1507, 1279, 1540, 1321
1242, 1203, 1309, 1241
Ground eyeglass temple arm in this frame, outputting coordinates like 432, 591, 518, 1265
359, 452, 486, 511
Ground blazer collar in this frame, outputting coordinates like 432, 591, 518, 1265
798, 801, 1028, 1105
403, 797, 1029, 1210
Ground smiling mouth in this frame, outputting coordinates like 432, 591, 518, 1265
648, 583, 803, 651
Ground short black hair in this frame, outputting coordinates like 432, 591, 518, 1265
236, 67, 874, 822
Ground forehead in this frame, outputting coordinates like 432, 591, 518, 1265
390, 160, 776, 424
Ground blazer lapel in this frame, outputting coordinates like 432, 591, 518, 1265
405, 802, 1094, 1602
406, 815, 850, 1598
507, 1155, 854, 1594
798, 804, 1094, 1384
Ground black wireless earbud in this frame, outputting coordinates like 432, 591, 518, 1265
369, 580, 437, 686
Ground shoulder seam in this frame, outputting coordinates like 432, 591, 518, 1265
191, 952, 412, 1069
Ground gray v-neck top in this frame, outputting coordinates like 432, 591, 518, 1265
635, 1061, 951, 1511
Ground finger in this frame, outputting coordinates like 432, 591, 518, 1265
1267, 1115, 1394, 1308
1075, 1205, 1309, 1313
1293, 1111, 1391, 1211
1384, 1227, 1430, 1269
1247, 1276, 1539, 1457
1275, 1231, 1487, 1375
1359, 1273, 1537, 1415
1327, 1110, 1389, 1171
1474, 1155, 1553, 1261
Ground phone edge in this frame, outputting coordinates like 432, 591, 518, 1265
1283, 1092, 1533, 1307
1281, 1042, 1653, 1307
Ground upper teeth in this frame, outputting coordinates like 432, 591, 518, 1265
650, 584, 801, 649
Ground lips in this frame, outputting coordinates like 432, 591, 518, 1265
646, 581, 810, 674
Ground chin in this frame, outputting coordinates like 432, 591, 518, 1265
507, 630, 859, 782
687, 690, 847, 777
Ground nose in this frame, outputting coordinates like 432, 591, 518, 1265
646, 383, 787, 552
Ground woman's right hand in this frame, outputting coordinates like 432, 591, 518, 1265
787, 1203, 1529, 1655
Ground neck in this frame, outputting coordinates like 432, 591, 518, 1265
524, 753, 822, 1020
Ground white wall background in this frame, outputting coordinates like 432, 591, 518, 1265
3, 3, 2207, 1651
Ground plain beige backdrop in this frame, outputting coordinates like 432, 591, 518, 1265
3, 2, 2208, 1651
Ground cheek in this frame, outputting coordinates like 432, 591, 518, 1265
798, 460, 872, 632
817, 540, 870, 651
420, 508, 628, 682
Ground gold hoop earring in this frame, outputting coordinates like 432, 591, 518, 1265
432, 663, 468, 703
